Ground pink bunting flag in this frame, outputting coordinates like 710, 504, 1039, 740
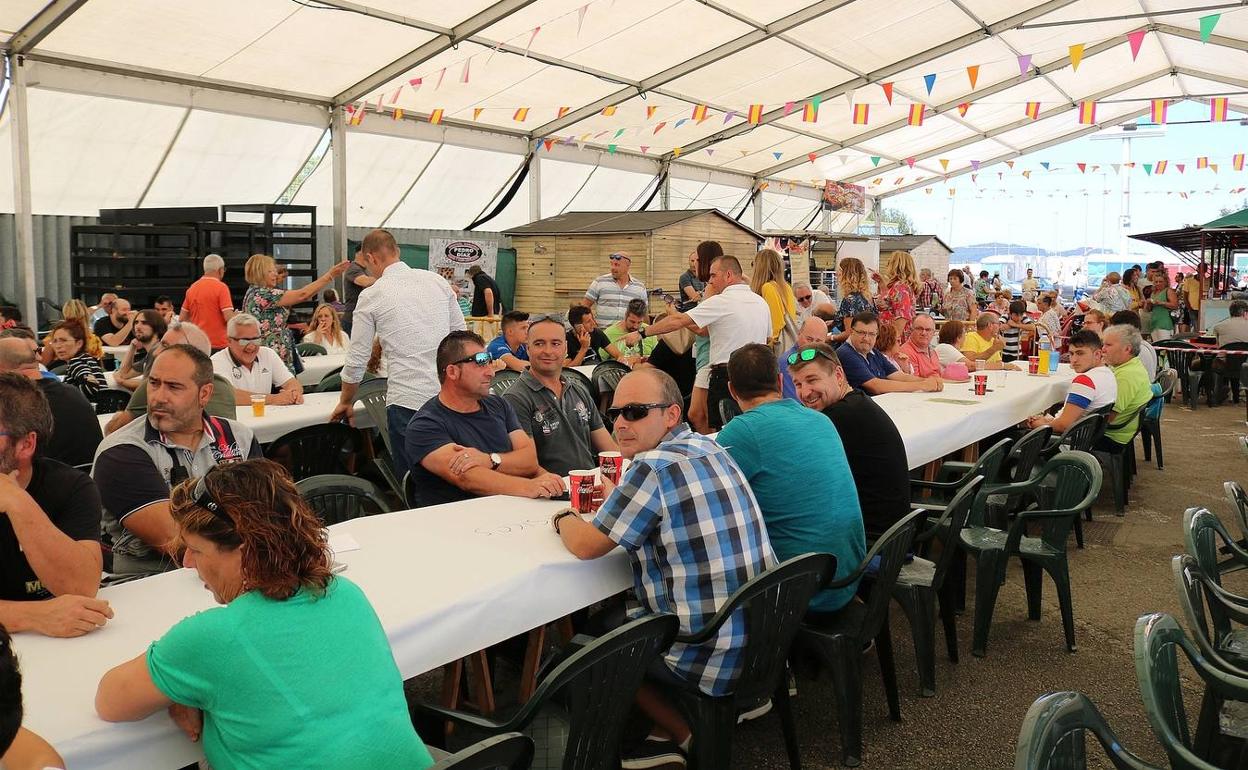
640, 146, 649, 154
1017, 54, 1032, 77
1127, 29, 1146, 60
460, 57, 471, 83
408, 77, 422, 90
783, 101, 796, 117
525, 27, 540, 57
905, 157, 916, 168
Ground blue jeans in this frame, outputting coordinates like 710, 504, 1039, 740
387, 404, 419, 476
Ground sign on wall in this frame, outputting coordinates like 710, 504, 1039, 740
821, 181, 866, 214
428, 237, 499, 298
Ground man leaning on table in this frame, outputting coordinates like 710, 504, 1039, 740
1024, 329, 1117, 434
211, 313, 303, 407
837, 311, 942, 395
330, 228, 466, 475
404, 331, 564, 508
553, 368, 773, 768
93, 345, 262, 578
502, 316, 617, 477
0, 374, 112, 639
1095, 324, 1154, 455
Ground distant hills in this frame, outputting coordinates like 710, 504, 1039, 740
951, 242, 1135, 261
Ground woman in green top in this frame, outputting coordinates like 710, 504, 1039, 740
1145, 271, 1178, 341
96, 460, 434, 770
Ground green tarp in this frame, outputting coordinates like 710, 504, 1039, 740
346, 241, 517, 309
1203, 207, 1248, 229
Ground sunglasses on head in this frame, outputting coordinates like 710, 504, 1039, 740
608, 253, 629, 262
454, 351, 493, 366
787, 347, 837, 366
185, 469, 233, 527
606, 402, 673, 422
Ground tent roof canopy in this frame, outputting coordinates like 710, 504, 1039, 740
504, 208, 759, 237
1204, 207, 1248, 229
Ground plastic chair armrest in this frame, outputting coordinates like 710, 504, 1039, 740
412, 703, 509, 733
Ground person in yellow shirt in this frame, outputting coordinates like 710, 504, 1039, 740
961, 311, 1006, 364
1180, 264, 1206, 332
749, 248, 797, 345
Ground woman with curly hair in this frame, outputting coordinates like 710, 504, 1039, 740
831, 257, 875, 343
877, 250, 919, 338
96, 459, 434, 769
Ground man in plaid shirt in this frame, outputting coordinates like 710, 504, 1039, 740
555, 368, 773, 768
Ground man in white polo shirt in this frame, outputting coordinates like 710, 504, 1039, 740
583, 251, 647, 329
622, 254, 769, 430
1024, 328, 1117, 434
210, 313, 304, 406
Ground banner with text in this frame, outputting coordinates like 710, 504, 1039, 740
428, 237, 499, 300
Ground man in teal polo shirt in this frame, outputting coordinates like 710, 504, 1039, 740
717, 343, 866, 614
1096, 323, 1153, 453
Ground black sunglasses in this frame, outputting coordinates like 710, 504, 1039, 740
454, 351, 493, 366
186, 469, 233, 527
787, 347, 837, 366
607, 402, 674, 422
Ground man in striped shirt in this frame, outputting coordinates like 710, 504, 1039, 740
1024, 329, 1117, 433
583, 251, 647, 329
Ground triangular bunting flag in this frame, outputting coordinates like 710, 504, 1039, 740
653, 121, 666, 134
783, 101, 796, 117
601, 106, 616, 116
409, 77, 423, 90
923, 73, 936, 95
705, 149, 714, 157
1078, 100, 1097, 124
908, 104, 925, 126
513, 107, 529, 122
1025, 102, 1041, 120
1143, 163, 1153, 175
1200, 13, 1220, 42
803, 97, 821, 122
1040, 162, 1050, 170
1211, 164, 1219, 173
971, 174, 978, 183
1069, 44, 1084, 71
739, 150, 749, 157
692, 104, 709, 122
473, 107, 484, 120
1176, 163, 1185, 173
1234, 153, 1245, 171
646, 106, 658, 119
748, 104, 764, 124
1127, 29, 1146, 60
957, 102, 971, 117
870, 156, 881, 166
966, 65, 979, 89
773, 152, 783, 160
607, 144, 617, 154
460, 57, 471, 83
1211, 97, 1229, 122
1077, 163, 1086, 173
905, 157, 916, 168
675, 118, 688, 128
525, 27, 540, 56
939, 158, 949, 171
672, 147, 682, 157
577, 4, 589, 35
429, 108, 443, 125
542, 139, 554, 151
1197, 156, 1209, 169
1017, 54, 1032, 76
1023, 170, 1032, 179
808, 153, 817, 163
435, 68, 446, 89
638, 146, 648, 154
722, 110, 738, 124
970, 160, 981, 171
557, 106, 570, 118
1111, 163, 1120, 173
613, 128, 625, 139
1156, 160, 1167, 174
392, 107, 403, 121
881, 82, 894, 104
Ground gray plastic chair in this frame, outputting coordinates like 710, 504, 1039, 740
1014, 691, 1161, 769
296, 474, 390, 525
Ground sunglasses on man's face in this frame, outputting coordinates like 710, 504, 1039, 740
454, 351, 494, 367
606, 402, 673, 423
230, 336, 260, 346
796, 294, 813, 303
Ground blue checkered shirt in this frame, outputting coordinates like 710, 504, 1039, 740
593, 426, 775, 695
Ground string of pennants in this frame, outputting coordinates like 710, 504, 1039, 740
905, 186, 1247, 199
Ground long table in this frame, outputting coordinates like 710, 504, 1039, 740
15, 498, 632, 770
296, 353, 346, 386
96, 391, 372, 444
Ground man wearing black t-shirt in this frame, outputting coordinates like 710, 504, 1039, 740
92, 297, 135, 347
0, 373, 112, 637
467, 266, 503, 317
566, 306, 623, 367
788, 343, 911, 537
0, 338, 102, 467
404, 331, 564, 507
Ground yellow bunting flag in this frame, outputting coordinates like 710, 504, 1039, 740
513, 107, 529, 122
429, 108, 444, 125
1197, 156, 1209, 169
1069, 43, 1084, 71
852, 103, 869, 125
1150, 99, 1168, 124
1234, 153, 1245, 171
1211, 97, 1229, 122
646, 106, 658, 119
907, 104, 925, 126
472, 107, 484, 120
939, 158, 949, 171
1155, 160, 1167, 174
1078, 100, 1097, 124
601, 106, 617, 116
1025, 102, 1041, 120
692, 104, 709, 122
392, 108, 403, 121
747, 104, 764, 124
957, 102, 971, 117
672, 147, 682, 157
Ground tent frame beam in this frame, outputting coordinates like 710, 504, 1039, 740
5, 0, 89, 55
7, 54, 36, 324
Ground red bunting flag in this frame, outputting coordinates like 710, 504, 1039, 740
429, 109, 444, 125
1150, 99, 1168, 124
808, 153, 818, 163
783, 102, 796, 117
513, 108, 529, 122
881, 82, 894, 104
1176, 163, 1186, 173
1077, 163, 1086, 173
1234, 153, 1245, 171
908, 104, 925, 126
1078, 100, 1097, 124
852, 103, 869, 125
601, 106, 617, 116
646, 106, 658, 119
966, 65, 979, 88
692, 104, 709, 122
1025, 102, 1041, 120
557, 106, 570, 118
747, 104, 764, 124
408, 77, 423, 89
653, 122, 666, 134
957, 102, 971, 117
542, 139, 554, 151
1211, 97, 1229, 121
905, 157, 916, 168
1127, 29, 1147, 60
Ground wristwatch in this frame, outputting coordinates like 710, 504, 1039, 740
638, 327, 647, 339
490, 452, 502, 470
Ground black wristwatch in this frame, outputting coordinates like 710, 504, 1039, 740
638, 327, 647, 339
552, 510, 575, 533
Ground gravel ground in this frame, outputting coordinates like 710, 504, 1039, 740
408, 398, 1246, 769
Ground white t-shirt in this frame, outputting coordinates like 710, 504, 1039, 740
211, 347, 294, 395
1138, 342, 1157, 381
799, 288, 835, 322
935, 343, 965, 366
686, 284, 771, 365
1066, 364, 1118, 412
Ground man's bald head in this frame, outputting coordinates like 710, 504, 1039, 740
798, 316, 827, 347
0, 338, 40, 380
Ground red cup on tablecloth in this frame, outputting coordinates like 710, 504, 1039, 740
1028, 356, 1040, 375
973, 373, 988, 396
598, 451, 623, 485
569, 470, 598, 514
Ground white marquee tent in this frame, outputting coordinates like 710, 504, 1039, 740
2, 0, 1247, 315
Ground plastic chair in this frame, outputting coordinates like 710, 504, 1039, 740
412, 614, 679, 770
561, 367, 597, 405
296, 474, 390, 525
1014, 691, 1161, 770
959, 452, 1102, 657
403, 469, 419, 509
430, 733, 534, 770
892, 476, 983, 697
296, 342, 327, 357
1090, 403, 1148, 514
987, 426, 1053, 528
1153, 339, 1200, 407
590, 361, 630, 416
315, 368, 345, 392
1225, 481, 1248, 553
797, 510, 923, 767
1140, 369, 1177, 470
266, 422, 358, 482
353, 378, 403, 498
717, 398, 742, 427
1039, 411, 1105, 549
1183, 505, 1248, 579
1241, 362, 1248, 422
668, 553, 836, 770
490, 369, 522, 396
910, 437, 1012, 510
1209, 342, 1248, 406
88, 389, 132, 415
1134, 612, 1248, 769
1171, 555, 1248, 680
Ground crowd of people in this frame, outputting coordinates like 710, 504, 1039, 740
0, 230, 1183, 769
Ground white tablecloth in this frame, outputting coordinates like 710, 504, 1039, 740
101, 345, 129, 359
296, 353, 346, 386
571, 365, 597, 380
96, 391, 371, 444
14, 497, 632, 770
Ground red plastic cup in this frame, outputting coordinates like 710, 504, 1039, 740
569, 470, 598, 514
598, 451, 623, 485
973, 373, 988, 396
1028, 356, 1040, 375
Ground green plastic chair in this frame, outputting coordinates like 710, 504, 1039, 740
490, 369, 522, 396
1014, 691, 1161, 770
892, 475, 982, 698
1183, 505, 1248, 578
296, 342, 327, 357
314, 368, 345, 392
1224, 481, 1248, 559
1135, 612, 1248, 769
429, 732, 533, 769
1171, 555, 1248, 679
352, 378, 403, 499
959, 451, 1102, 657
988, 426, 1053, 528
296, 474, 390, 525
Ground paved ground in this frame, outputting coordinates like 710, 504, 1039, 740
408, 395, 1247, 768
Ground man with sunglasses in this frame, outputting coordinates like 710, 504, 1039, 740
554, 368, 773, 767
404, 331, 565, 507
793, 281, 834, 322
837, 311, 943, 395
210, 314, 303, 407
502, 316, 617, 476
788, 343, 911, 537
583, 251, 647, 329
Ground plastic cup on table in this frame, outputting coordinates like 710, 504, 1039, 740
569, 470, 598, 514
598, 451, 623, 485
973, 373, 988, 396
1028, 356, 1040, 375
250, 394, 266, 417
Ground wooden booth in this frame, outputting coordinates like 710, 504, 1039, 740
505, 209, 761, 315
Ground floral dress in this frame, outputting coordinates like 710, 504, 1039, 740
835, 291, 875, 331
878, 281, 916, 336
243, 286, 294, 369
943, 286, 976, 321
